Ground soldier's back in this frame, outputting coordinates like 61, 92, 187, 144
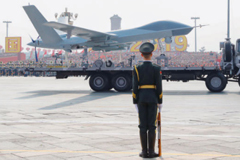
136, 62, 160, 104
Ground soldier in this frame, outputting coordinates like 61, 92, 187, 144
0, 68, 3, 76
133, 42, 163, 158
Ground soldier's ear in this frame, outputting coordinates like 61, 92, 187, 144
141, 54, 143, 57
150, 53, 153, 57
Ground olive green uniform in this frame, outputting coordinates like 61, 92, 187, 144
133, 42, 163, 158
132, 61, 163, 133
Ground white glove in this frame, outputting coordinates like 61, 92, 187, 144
134, 104, 138, 112
158, 104, 163, 112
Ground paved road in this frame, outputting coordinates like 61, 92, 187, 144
0, 77, 240, 160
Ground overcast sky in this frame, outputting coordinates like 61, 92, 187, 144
0, 0, 240, 52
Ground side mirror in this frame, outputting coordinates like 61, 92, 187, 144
220, 42, 224, 50
236, 39, 240, 53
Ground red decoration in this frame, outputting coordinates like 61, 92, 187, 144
59, 50, 63, 55
37, 48, 41, 58
30, 49, 33, 59
43, 50, 47, 57
52, 50, 55, 57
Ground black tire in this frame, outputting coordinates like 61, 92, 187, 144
89, 73, 109, 92
106, 75, 113, 91
112, 74, 131, 92
205, 72, 227, 92
224, 41, 232, 62
238, 78, 240, 87
106, 84, 113, 91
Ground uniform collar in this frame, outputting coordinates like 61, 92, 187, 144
143, 60, 152, 63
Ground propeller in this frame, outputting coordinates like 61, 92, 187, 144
29, 35, 40, 62
196, 24, 209, 28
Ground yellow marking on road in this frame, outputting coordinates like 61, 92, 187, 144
0, 150, 240, 157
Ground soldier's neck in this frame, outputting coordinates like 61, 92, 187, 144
143, 58, 152, 61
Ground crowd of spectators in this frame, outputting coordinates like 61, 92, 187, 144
0, 51, 222, 68
0, 51, 222, 77
159, 51, 221, 67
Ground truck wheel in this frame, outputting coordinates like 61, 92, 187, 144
112, 74, 131, 92
205, 72, 227, 92
89, 74, 109, 92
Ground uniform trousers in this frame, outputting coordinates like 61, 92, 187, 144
138, 103, 158, 134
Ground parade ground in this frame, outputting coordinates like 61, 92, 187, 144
0, 77, 240, 160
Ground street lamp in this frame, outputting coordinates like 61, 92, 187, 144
191, 17, 200, 52
227, 0, 230, 40
3, 21, 12, 37
55, 8, 78, 26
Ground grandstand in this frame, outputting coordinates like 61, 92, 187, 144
0, 50, 222, 77
0, 50, 222, 68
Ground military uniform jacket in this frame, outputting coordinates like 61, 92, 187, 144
132, 61, 163, 104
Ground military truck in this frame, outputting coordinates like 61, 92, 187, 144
19, 40, 240, 92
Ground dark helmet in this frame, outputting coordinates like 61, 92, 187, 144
139, 42, 154, 55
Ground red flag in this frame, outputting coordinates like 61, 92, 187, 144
52, 50, 55, 57
37, 48, 41, 58
30, 48, 34, 59
43, 49, 47, 57
59, 50, 63, 55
